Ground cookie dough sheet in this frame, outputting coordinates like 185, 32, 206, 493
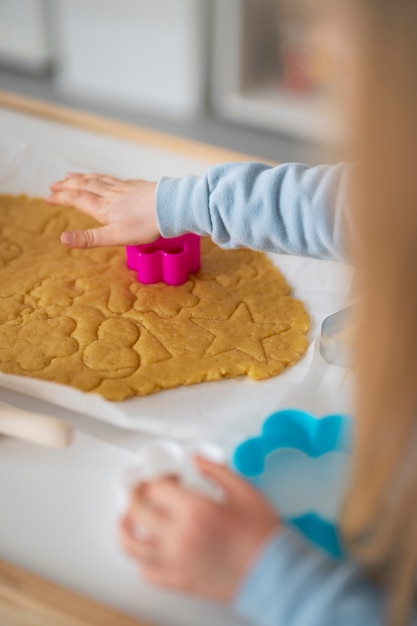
0, 133, 351, 440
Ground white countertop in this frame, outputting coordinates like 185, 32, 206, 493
0, 430, 246, 626
0, 103, 350, 626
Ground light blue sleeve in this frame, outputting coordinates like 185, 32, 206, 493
234, 528, 391, 626
156, 162, 349, 261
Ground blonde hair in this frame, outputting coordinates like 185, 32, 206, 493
341, 1, 417, 624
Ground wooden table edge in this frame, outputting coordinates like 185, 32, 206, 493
0, 90, 266, 165
0, 558, 154, 626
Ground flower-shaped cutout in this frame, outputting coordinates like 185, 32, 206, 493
232, 409, 352, 558
126, 234, 200, 286
0, 316, 79, 372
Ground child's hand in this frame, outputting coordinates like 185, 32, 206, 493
119, 457, 280, 602
46, 172, 159, 248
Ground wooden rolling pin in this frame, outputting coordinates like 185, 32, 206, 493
0, 558, 153, 626
0, 405, 73, 448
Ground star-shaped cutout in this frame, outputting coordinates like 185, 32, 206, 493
191, 302, 288, 363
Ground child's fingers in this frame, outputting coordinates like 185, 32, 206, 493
128, 492, 172, 529
64, 171, 120, 184
130, 482, 168, 513
119, 517, 162, 566
79, 172, 122, 185
145, 476, 194, 513
45, 189, 101, 217
60, 223, 128, 248
50, 177, 110, 197
194, 456, 255, 502
60, 228, 101, 248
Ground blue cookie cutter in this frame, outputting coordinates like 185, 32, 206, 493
232, 409, 353, 559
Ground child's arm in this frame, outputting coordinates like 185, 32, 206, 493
119, 459, 390, 626
47, 162, 349, 261
157, 162, 349, 261
235, 528, 387, 626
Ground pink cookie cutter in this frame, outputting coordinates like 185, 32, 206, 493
126, 234, 201, 286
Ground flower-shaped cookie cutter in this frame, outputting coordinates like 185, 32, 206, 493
126, 234, 201, 286
232, 409, 353, 558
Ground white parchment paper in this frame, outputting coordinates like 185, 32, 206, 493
0, 131, 353, 442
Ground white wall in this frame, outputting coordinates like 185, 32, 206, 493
0, 0, 49, 71
54, 0, 209, 119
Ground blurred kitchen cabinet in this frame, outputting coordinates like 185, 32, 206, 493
212, 0, 337, 142
0, 0, 50, 73
53, 0, 209, 120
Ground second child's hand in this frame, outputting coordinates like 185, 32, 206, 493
46, 172, 159, 248
119, 457, 280, 602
